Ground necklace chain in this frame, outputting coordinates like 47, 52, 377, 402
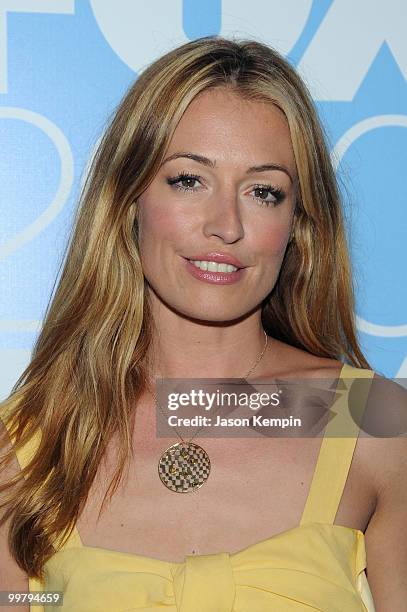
149, 330, 269, 444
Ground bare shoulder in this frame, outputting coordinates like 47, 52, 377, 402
265, 337, 344, 378
266, 339, 406, 494
346, 371, 407, 491
266, 338, 407, 485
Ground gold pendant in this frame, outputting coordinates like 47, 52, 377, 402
158, 441, 211, 493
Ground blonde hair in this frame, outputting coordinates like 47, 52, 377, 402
0, 35, 371, 579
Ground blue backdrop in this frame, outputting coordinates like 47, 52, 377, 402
1, 0, 406, 399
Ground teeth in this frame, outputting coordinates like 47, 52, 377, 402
190, 260, 238, 273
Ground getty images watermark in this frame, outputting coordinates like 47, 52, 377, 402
162, 385, 300, 429
154, 376, 407, 439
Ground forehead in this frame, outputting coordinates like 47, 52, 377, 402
167, 87, 296, 174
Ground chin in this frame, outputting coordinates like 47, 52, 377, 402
172, 300, 258, 324
147, 283, 261, 323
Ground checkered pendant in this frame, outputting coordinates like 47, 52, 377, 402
158, 441, 211, 493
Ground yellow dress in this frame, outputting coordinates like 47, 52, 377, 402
3, 364, 377, 611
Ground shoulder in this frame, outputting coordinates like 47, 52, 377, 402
264, 337, 345, 378
357, 371, 407, 491
265, 339, 407, 497
264, 338, 406, 478
314, 364, 407, 497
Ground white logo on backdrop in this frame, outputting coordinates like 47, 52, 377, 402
90, 0, 405, 101
297, 0, 407, 101
332, 114, 407, 338
90, 0, 312, 73
0, 0, 75, 94
0, 107, 74, 262
0, 107, 73, 396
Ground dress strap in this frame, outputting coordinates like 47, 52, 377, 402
0, 406, 42, 481
0, 408, 82, 551
300, 364, 374, 526
1, 408, 46, 597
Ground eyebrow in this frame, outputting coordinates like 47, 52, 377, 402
162, 152, 293, 184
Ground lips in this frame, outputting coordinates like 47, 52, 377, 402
183, 257, 244, 285
184, 252, 245, 268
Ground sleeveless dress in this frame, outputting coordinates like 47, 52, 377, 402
3, 364, 377, 611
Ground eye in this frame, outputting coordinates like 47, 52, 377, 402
249, 184, 286, 207
166, 172, 286, 207
166, 172, 202, 192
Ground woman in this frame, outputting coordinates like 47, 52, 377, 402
1, 35, 406, 611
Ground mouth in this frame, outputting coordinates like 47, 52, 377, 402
182, 257, 245, 285
185, 258, 242, 273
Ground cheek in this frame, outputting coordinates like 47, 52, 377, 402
137, 199, 191, 264
138, 201, 167, 250
257, 223, 290, 259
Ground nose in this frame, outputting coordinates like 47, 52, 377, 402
202, 190, 244, 244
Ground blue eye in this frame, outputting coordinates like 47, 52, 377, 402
166, 172, 286, 207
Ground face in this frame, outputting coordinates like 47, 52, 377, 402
137, 87, 298, 323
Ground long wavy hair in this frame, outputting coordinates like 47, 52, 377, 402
0, 35, 371, 579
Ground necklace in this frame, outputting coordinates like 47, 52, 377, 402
148, 330, 269, 493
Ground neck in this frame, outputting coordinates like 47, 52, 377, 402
145, 307, 269, 381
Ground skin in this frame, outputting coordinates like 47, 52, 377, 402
137, 86, 298, 379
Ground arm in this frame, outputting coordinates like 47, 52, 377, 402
363, 378, 407, 610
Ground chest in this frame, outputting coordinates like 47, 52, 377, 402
75, 428, 376, 562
